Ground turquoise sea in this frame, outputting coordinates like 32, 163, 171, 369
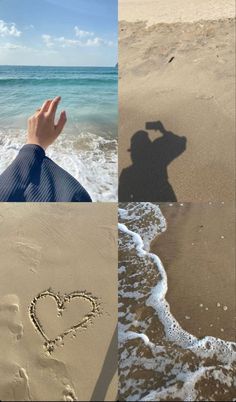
0, 65, 118, 201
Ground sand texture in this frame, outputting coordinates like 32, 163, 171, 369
118, 202, 235, 401
151, 202, 235, 342
119, 0, 235, 25
0, 204, 117, 401
119, 15, 235, 202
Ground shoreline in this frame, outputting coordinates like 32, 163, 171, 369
151, 202, 235, 342
118, 202, 236, 401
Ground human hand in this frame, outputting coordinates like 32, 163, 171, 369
27, 96, 67, 150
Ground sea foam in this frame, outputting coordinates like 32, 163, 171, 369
0, 128, 117, 202
118, 202, 236, 401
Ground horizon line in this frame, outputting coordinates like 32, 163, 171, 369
0, 64, 117, 68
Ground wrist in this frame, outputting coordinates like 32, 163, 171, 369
26, 140, 47, 151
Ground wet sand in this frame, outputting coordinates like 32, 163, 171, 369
151, 202, 235, 342
118, 202, 236, 401
0, 204, 117, 401
119, 1, 235, 202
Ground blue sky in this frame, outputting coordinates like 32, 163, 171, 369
0, 0, 117, 66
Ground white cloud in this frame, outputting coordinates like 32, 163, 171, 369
42, 27, 114, 48
0, 43, 21, 50
42, 31, 113, 48
0, 20, 21, 37
42, 34, 81, 48
86, 37, 114, 47
74, 26, 94, 38
85, 37, 103, 46
0, 42, 30, 51
56, 36, 81, 47
42, 34, 54, 48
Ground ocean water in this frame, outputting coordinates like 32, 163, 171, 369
0, 65, 118, 201
118, 203, 236, 401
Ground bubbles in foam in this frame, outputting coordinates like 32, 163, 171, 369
119, 202, 167, 251
118, 202, 236, 401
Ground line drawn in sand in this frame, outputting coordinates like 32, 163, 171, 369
29, 289, 101, 354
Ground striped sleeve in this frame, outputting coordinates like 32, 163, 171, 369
0, 144, 92, 202
0, 144, 45, 201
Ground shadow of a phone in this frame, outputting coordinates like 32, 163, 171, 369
145, 121, 165, 131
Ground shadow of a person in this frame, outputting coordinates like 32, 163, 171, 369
119, 121, 187, 201
90, 327, 118, 401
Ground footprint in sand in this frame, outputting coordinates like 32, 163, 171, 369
63, 385, 78, 401
0, 294, 23, 341
0, 294, 80, 401
0, 295, 31, 401
14, 239, 42, 273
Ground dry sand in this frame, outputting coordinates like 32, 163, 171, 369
0, 204, 117, 401
119, 0, 235, 25
151, 202, 235, 342
119, 1, 235, 202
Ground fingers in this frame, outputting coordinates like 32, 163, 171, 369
40, 99, 53, 113
55, 110, 67, 136
47, 96, 61, 119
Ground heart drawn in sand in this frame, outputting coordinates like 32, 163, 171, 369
29, 289, 100, 353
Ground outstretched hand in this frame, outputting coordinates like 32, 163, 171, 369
27, 96, 67, 150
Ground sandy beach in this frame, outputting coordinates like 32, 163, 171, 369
119, 1, 235, 202
0, 204, 117, 401
119, 0, 235, 25
118, 202, 236, 401
151, 202, 235, 342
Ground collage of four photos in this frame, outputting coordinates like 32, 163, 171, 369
0, 0, 235, 401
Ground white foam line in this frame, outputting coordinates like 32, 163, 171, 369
119, 330, 153, 346
118, 210, 236, 364
143, 365, 216, 401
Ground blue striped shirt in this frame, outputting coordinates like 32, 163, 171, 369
0, 144, 92, 202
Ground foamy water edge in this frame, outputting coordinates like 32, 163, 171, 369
118, 202, 236, 401
0, 128, 117, 202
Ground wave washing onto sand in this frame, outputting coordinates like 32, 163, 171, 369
0, 128, 117, 202
118, 203, 236, 401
